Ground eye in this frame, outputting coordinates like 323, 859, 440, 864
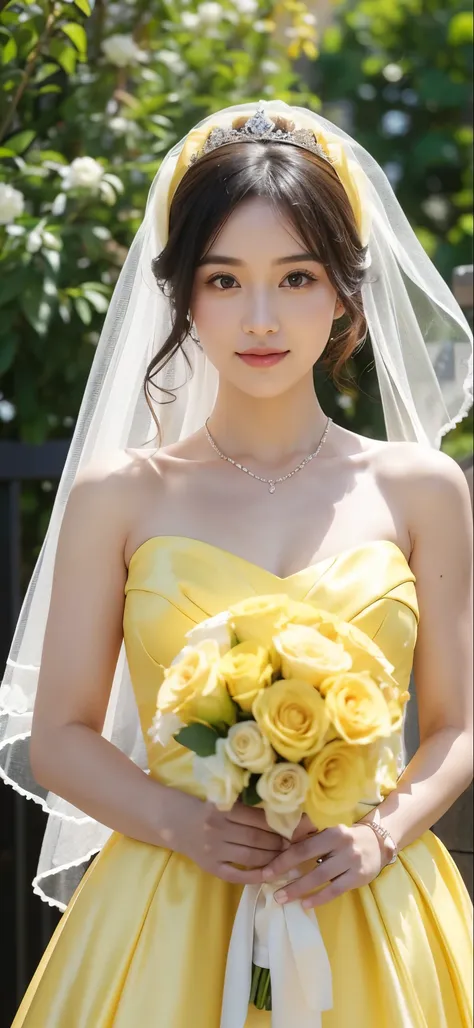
207, 274, 238, 290
283, 270, 317, 289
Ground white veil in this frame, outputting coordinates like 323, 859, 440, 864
1, 99, 472, 910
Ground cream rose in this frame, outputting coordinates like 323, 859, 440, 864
257, 763, 309, 838
220, 641, 273, 711
193, 738, 249, 810
305, 739, 368, 829
228, 594, 289, 650
323, 671, 392, 744
224, 721, 275, 773
253, 678, 329, 762
158, 639, 236, 726
274, 624, 352, 687
186, 610, 232, 656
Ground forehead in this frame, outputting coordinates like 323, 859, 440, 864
206, 196, 306, 257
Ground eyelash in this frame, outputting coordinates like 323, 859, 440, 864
206, 270, 318, 290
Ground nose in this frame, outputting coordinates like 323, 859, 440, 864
241, 289, 280, 336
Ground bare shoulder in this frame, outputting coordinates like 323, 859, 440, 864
368, 438, 472, 549
63, 447, 161, 550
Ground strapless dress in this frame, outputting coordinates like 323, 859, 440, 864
12, 538, 473, 1027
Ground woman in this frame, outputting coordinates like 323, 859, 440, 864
1, 100, 472, 1027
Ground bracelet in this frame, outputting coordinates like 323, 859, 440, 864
357, 814, 398, 866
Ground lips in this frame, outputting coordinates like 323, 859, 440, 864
236, 348, 289, 368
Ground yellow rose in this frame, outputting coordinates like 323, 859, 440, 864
316, 615, 396, 686
256, 762, 309, 838
274, 624, 352, 687
323, 671, 392, 744
220, 641, 273, 712
228, 594, 289, 649
380, 682, 410, 731
253, 678, 329, 762
158, 640, 236, 726
305, 739, 368, 829
225, 721, 275, 773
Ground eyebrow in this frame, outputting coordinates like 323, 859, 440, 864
197, 251, 322, 267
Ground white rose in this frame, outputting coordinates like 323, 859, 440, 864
185, 610, 232, 656
233, 0, 258, 13
193, 737, 249, 810
197, 1, 222, 25
156, 49, 186, 75
101, 34, 146, 68
0, 183, 25, 225
225, 721, 275, 773
257, 762, 309, 838
63, 157, 104, 191
181, 11, 200, 28
148, 711, 184, 747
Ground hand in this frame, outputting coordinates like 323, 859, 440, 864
160, 790, 289, 884
259, 821, 386, 908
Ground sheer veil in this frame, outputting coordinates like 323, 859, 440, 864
1, 99, 472, 909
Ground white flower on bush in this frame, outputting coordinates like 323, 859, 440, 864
197, 1, 223, 25
156, 49, 186, 75
232, 0, 259, 14
257, 762, 309, 838
63, 157, 104, 191
254, 19, 272, 32
225, 722, 276, 774
62, 158, 123, 206
194, 737, 250, 810
0, 183, 25, 225
261, 59, 278, 75
180, 11, 200, 29
101, 34, 146, 68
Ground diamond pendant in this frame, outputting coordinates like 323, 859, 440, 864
268, 481, 276, 494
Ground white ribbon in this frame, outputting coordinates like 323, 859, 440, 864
220, 882, 333, 1027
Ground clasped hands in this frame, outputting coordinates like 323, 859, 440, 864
227, 810, 389, 910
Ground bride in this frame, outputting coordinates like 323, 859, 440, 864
1, 100, 473, 1027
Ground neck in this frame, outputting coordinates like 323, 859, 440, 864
206, 373, 329, 470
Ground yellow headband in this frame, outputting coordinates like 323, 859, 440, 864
164, 107, 371, 247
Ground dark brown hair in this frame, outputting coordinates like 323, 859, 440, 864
147, 115, 369, 431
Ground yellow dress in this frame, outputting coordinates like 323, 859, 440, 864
13, 537, 473, 1028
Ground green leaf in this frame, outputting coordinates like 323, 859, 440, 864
448, 12, 473, 46
33, 63, 59, 84
5, 130, 35, 154
21, 282, 54, 336
242, 775, 261, 807
83, 288, 109, 312
74, 296, 92, 324
0, 272, 27, 307
74, 0, 92, 13
38, 84, 61, 95
2, 35, 17, 64
60, 22, 87, 57
0, 334, 18, 376
174, 723, 218, 756
49, 38, 77, 74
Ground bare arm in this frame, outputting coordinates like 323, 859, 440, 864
360, 447, 473, 849
253, 447, 474, 904
30, 457, 283, 879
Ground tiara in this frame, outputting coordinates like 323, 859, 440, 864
188, 102, 332, 165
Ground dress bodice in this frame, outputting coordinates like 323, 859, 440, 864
123, 536, 419, 798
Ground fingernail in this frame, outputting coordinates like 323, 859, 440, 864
262, 868, 275, 880
275, 889, 287, 903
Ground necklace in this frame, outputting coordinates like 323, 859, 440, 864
204, 416, 332, 494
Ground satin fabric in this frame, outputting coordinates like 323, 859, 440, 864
13, 537, 473, 1027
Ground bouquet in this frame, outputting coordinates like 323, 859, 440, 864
149, 594, 409, 1021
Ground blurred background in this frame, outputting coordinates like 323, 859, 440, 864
0, 0, 472, 1023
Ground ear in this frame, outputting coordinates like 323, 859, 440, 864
334, 299, 346, 320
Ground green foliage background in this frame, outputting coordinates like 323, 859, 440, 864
0, 0, 472, 572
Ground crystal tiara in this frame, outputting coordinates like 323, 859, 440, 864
188, 102, 332, 165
